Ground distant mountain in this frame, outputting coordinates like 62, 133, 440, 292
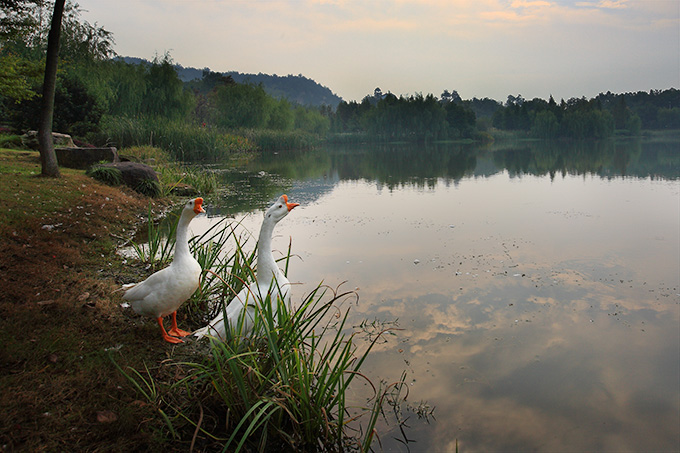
119, 56, 151, 67
118, 57, 342, 107
222, 71, 342, 108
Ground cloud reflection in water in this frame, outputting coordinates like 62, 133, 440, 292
195, 168, 679, 451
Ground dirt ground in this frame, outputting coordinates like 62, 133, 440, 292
0, 150, 182, 451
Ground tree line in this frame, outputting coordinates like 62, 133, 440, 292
0, 1, 330, 150
332, 88, 679, 142
1, 1, 679, 151
491, 90, 680, 139
331, 88, 477, 142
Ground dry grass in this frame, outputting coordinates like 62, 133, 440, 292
0, 149, 181, 451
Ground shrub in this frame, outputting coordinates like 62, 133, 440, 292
86, 165, 123, 186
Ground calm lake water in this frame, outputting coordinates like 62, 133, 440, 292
192, 137, 680, 452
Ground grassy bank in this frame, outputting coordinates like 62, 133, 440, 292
0, 148, 408, 451
0, 148, 175, 451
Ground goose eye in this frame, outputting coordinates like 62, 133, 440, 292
278, 204, 283, 208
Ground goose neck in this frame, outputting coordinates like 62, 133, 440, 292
174, 213, 193, 260
257, 217, 279, 282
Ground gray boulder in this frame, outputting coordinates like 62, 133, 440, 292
21, 130, 76, 149
101, 162, 160, 196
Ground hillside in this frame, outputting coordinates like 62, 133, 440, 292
223, 71, 342, 107
120, 57, 342, 108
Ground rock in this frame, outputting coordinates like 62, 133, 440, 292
56, 147, 120, 169
101, 162, 160, 196
21, 131, 119, 169
21, 130, 75, 149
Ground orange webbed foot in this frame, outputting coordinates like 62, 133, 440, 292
162, 333, 184, 344
168, 311, 190, 338
168, 327, 191, 337
157, 316, 184, 344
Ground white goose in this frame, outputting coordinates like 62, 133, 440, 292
194, 194, 299, 341
122, 198, 205, 344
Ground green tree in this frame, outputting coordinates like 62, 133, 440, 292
142, 55, 194, 120
293, 105, 329, 134
210, 82, 271, 129
531, 110, 559, 139
1, 1, 115, 137
657, 107, 680, 129
444, 100, 476, 138
105, 59, 147, 117
267, 97, 294, 130
625, 113, 641, 135
0, 52, 40, 102
611, 95, 628, 129
0, 0, 41, 43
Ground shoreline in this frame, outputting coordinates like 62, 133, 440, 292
0, 148, 180, 451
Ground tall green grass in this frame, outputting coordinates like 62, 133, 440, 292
183, 283, 397, 451
156, 163, 219, 197
185, 217, 257, 325
115, 214, 417, 451
85, 165, 123, 186
98, 116, 257, 162
116, 282, 403, 451
128, 204, 179, 271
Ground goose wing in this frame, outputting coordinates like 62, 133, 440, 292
122, 267, 173, 302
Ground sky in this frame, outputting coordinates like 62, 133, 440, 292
80, 0, 680, 103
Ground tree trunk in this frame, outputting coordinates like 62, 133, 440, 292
37, 0, 66, 178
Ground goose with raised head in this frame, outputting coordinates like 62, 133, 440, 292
194, 194, 299, 340
122, 198, 205, 343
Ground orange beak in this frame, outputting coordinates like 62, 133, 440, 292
282, 194, 299, 212
194, 197, 205, 214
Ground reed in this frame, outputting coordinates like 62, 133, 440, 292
134, 178, 162, 197
116, 216, 409, 450
175, 282, 399, 451
184, 217, 257, 325
156, 163, 219, 197
99, 115, 257, 162
128, 204, 178, 271
118, 145, 173, 164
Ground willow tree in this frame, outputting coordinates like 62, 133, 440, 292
37, 0, 65, 178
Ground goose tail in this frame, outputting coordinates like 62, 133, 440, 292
193, 325, 211, 339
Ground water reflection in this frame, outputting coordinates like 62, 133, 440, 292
237, 137, 677, 189
193, 139, 679, 452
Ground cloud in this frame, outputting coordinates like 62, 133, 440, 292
510, 0, 553, 8
575, 0, 629, 9
80, 0, 679, 102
